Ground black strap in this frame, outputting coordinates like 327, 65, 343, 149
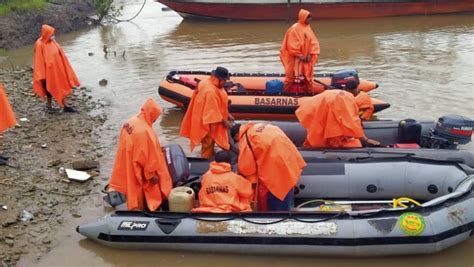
244, 131, 259, 175
244, 130, 260, 207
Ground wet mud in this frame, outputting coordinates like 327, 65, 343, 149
0, 68, 107, 266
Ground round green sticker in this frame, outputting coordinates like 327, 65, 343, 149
399, 212, 426, 236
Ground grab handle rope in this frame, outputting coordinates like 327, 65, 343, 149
392, 197, 421, 208
296, 199, 348, 213
296, 199, 330, 209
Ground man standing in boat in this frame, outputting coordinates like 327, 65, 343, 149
280, 9, 321, 94
180, 67, 234, 158
296, 90, 380, 148
33, 24, 80, 113
109, 99, 173, 211
230, 123, 306, 211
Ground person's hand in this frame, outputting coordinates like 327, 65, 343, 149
223, 120, 232, 129
361, 136, 380, 147
298, 55, 310, 62
298, 55, 309, 62
228, 113, 235, 122
366, 138, 381, 146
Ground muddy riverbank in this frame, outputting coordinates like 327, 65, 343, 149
1, 2, 473, 266
0, 68, 108, 266
0, 0, 94, 50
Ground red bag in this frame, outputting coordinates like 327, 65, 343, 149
286, 77, 306, 94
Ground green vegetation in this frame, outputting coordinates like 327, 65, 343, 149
93, 0, 123, 24
0, 0, 124, 24
0, 0, 47, 16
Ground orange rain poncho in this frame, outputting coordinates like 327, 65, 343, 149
0, 83, 17, 133
280, 9, 321, 93
109, 99, 173, 211
193, 161, 253, 213
180, 76, 230, 157
33, 24, 80, 107
237, 123, 306, 205
355, 91, 374, 121
296, 90, 364, 148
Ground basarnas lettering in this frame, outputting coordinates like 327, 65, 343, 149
254, 97, 298, 106
206, 185, 229, 194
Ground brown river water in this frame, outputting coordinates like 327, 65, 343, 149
2, 0, 473, 266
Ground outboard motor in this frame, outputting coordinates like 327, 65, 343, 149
331, 69, 360, 89
162, 144, 190, 186
421, 115, 474, 149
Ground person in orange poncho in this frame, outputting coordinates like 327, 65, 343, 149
346, 80, 375, 121
193, 150, 253, 213
295, 90, 379, 148
230, 123, 306, 211
0, 83, 17, 166
280, 9, 321, 93
180, 67, 234, 158
33, 24, 80, 113
109, 99, 173, 211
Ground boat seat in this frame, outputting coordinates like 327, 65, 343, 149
397, 119, 422, 144
225, 82, 246, 94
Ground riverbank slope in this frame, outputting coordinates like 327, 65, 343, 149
0, 0, 94, 50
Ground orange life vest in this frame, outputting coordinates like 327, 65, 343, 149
355, 91, 374, 121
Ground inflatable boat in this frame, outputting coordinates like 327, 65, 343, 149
78, 115, 474, 255
78, 145, 474, 256
158, 70, 389, 120
266, 114, 474, 149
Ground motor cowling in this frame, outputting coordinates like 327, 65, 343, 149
422, 115, 474, 149
162, 144, 190, 186
331, 69, 360, 89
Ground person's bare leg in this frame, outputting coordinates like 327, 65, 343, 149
46, 96, 52, 109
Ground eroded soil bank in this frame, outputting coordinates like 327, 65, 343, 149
0, 68, 108, 266
0, 0, 94, 50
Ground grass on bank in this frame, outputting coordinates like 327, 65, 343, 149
0, 0, 48, 16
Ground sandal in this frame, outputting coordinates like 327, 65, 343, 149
47, 107, 59, 114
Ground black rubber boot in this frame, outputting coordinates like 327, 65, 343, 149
63, 106, 76, 113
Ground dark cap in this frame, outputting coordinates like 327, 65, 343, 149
212, 66, 230, 81
230, 123, 241, 139
215, 150, 232, 163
